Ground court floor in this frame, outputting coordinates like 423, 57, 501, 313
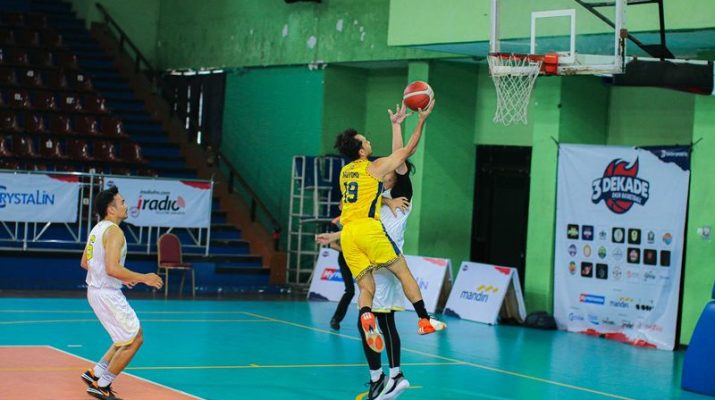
0, 297, 709, 400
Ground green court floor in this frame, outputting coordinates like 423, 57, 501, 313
0, 297, 709, 400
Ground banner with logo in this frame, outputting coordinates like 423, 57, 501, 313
0, 173, 79, 222
307, 249, 452, 314
554, 144, 690, 350
104, 177, 212, 228
444, 262, 526, 325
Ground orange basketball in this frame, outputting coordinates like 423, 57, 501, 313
403, 81, 433, 111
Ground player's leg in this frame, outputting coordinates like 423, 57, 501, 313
330, 252, 355, 330
377, 312, 410, 400
360, 313, 387, 400
357, 272, 384, 353
81, 345, 117, 386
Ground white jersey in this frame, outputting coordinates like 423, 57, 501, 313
85, 220, 126, 290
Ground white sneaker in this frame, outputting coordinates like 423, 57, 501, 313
381, 373, 410, 400
430, 318, 447, 331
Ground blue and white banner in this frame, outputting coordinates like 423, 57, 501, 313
444, 262, 526, 325
0, 173, 79, 223
104, 177, 212, 228
307, 249, 451, 314
554, 144, 690, 350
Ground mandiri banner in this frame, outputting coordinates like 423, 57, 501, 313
554, 144, 690, 350
104, 177, 212, 228
0, 173, 79, 223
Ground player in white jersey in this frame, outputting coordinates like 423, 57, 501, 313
80, 186, 163, 400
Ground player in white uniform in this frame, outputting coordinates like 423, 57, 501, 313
80, 186, 163, 400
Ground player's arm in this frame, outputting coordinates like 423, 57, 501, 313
388, 102, 411, 175
80, 242, 90, 270
369, 98, 434, 179
104, 226, 163, 289
316, 231, 341, 245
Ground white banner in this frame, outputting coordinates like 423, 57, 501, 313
307, 250, 451, 314
307, 248, 357, 301
444, 262, 526, 325
554, 144, 690, 350
104, 177, 212, 228
0, 173, 79, 223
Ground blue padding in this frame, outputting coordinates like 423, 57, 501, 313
682, 301, 715, 396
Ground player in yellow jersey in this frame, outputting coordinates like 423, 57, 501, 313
331, 99, 443, 360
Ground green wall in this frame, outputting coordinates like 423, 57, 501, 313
221, 66, 325, 232
69, 0, 160, 66
364, 69, 407, 156
156, 0, 450, 70
322, 66, 368, 156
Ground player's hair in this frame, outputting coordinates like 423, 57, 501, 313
404, 159, 416, 175
95, 186, 119, 219
334, 129, 362, 160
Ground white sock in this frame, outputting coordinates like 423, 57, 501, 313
389, 367, 401, 378
93, 359, 108, 377
97, 371, 117, 388
369, 368, 383, 382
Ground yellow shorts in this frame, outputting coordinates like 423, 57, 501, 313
340, 218, 401, 280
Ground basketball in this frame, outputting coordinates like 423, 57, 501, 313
403, 81, 433, 111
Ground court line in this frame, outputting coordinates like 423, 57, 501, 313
0, 361, 462, 373
6, 346, 205, 400
240, 311, 635, 400
0, 318, 269, 325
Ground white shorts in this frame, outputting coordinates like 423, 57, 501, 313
372, 267, 405, 313
87, 288, 141, 346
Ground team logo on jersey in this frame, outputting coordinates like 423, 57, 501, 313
591, 158, 650, 214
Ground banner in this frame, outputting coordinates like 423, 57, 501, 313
307, 249, 451, 314
104, 177, 212, 228
444, 262, 526, 325
554, 144, 690, 350
0, 173, 79, 223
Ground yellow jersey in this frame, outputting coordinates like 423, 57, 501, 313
339, 159, 383, 225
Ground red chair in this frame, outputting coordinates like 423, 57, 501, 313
0, 136, 13, 157
138, 167, 158, 177
2, 14, 24, 26
94, 140, 120, 162
0, 160, 19, 170
58, 93, 82, 112
29, 49, 53, 67
41, 30, 63, 48
67, 139, 93, 161
39, 137, 67, 160
44, 69, 67, 89
75, 115, 99, 136
0, 111, 21, 132
33, 91, 56, 111
49, 115, 73, 135
69, 72, 92, 91
20, 68, 42, 87
0, 28, 15, 45
12, 135, 39, 158
8, 89, 30, 109
84, 95, 107, 113
25, 113, 48, 134
100, 116, 127, 137
56, 52, 76, 69
157, 233, 195, 298
27, 14, 48, 29
7, 48, 28, 65
17, 30, 40, 47
121, 142, 147, 164
0, 67, 17, 85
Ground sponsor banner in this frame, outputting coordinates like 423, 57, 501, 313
444, 262, 526, 325
104, 177, 212, 228
307, 248, 357, 302
307, 250, 451, 314
0, 173, 79, 223
554, 144, 689, 350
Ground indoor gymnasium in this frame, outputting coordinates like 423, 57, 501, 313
0, 1, 714, 399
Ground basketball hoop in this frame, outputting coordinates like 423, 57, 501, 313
488, 53, 558, 125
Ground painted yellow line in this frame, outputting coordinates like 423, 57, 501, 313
355, 386, 423, 400
242, 311, 635, 400
0, 362, 459, 373
0, 319, 268, 325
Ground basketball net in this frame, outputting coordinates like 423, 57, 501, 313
488, 53, 543, 125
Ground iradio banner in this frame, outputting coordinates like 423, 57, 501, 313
104, 177, 212, 228
554, 144, 690, 350
0, 173, 80, 223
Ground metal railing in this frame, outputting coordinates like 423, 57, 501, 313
0, 170, 213, 255
216, 152, 281, 250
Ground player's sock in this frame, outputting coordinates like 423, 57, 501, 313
93, 358, 109, 378
370, 368, 383, 382
411, 300, 429, 319
97, 371, 117, 388
389, 367, 401, 378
